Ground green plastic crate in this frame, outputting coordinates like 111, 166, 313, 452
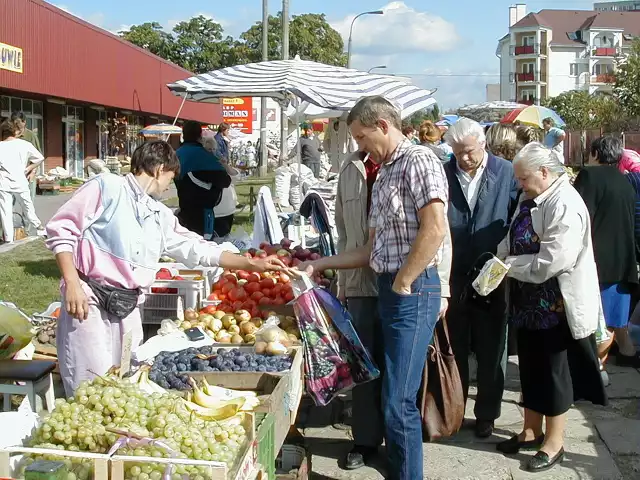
256, 412, 276, 480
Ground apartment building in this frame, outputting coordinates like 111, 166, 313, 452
594, 1, 640, 12
496, 4, 640, 105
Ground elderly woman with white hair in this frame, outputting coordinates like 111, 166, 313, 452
496, 142, 607, 472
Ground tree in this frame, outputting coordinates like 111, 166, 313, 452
614, 39, 640, 118
238, 13, 347, 66
172, 16, 229, 73
120, 22, 178, 62
407, 105, 440, 127
543, 90, 621, 130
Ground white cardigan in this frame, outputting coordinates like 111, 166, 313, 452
497, 174, 603, 339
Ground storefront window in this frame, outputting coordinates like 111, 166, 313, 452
126, 115, 144, 157
63, 105, 85, 178
1, 95, 45, 172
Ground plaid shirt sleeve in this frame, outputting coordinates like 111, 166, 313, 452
407, 148, 449, 210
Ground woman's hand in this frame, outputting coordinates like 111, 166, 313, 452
65, 281, 89, 321
248, 256, 286, 273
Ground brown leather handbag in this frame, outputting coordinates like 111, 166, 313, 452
419, 318, 465, 442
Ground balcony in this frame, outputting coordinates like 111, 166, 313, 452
518, 98, 536, 105
592, 73, 616, 84
509, 43, 547, 56
517, 72, 534, 82
592, 47, 619, 57
510, 71, 546, 83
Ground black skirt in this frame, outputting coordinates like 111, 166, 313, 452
517, 319, 608, 417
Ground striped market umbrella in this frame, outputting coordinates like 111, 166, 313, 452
140, 123, 183, 136
500, 105, 565, 128
166, 57, 437, 115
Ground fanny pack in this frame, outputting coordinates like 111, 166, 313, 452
79, 272, 141, 320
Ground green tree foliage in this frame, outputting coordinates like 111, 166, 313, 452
614, 39, 640, 118
543, 90, 622, 130
120, 13, 347, 73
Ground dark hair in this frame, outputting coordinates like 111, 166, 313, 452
217, 122, 230, 133
542, 117, 554, 127
0, 120, 16, 140
182, 121, 202, 143
130, 140, 180, 177
590, 136, 623, 165
10, 111, 25, 123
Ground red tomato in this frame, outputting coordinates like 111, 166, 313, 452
260, 278, 278, 289
258, 297, 272, 306
228, 287, 247, 302
284, 291, 295, 302
273, 284, 284, 296
218, 302, 232, 313
261, 288, 272, 298
207, 292, 220, 301
245, 282, 261, 294
250, 306, 261, 318
217, 293, 227, 301
242, 299, 257, 310
204, 305, 217, 314
250, 291, 265, 301
236, 270, 250, 281
247, 273, 261, 283
232, 300, 244, 311
278, 273, 291, 284
223, 274, 238, 285
221, 282, 234, 294
273, 296, 285, 306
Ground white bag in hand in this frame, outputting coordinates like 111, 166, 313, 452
472, 255, 510, 297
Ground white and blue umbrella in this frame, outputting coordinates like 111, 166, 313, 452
140, 123, 183, 137
166, 57, 436, 114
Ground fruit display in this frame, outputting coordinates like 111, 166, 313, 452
178, 305, 301, 346
239, 239, 335, 288
34, 317, 58, 349
149, 347, 294, 390
151, 267, 204, 294
19, 374, 251, 480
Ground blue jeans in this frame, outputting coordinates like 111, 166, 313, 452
377, 268, 440, 480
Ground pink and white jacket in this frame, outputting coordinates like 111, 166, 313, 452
46, 173, 226, 290
618, 149, 640, 174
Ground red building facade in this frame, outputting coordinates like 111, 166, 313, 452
0, 0, 222, 175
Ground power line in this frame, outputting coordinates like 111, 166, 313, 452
392, 73, 616, 78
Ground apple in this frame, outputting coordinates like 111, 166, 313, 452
292, 258, 302, 267
259, 242, 269, 250
243, 252, 253, 258
240, 321, 257, 335
298, 249, 311, 259
210, 317, 223, 333
309, 253, 321, 261
234, 309, 251, 323
213, 310, 226, 320
199, 313, 214, 326
231, 334, 245, 344
228, 324, 241, 335
276, 249, 291, 257
281, 238, 292, 249
237, 279, 248, 286
248, 248, 257, 256
250, 317, 263, 328
323, 269, 335, 279
255, 250, 268, 259
221, 314, 236, 329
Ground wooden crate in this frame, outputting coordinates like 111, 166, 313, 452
111, 413, 257, 480
0, 446, 110, 480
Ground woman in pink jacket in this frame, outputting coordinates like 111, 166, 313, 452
617, 148, 640, 174
46, 140, 283, 395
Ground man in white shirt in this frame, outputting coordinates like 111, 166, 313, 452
443, 118, 520, 439
0, 120, 45, 243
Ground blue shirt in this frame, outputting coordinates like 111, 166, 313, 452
176, 142, 225, 180
544, 127, 564, 148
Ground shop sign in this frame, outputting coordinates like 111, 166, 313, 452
222, 97, 253, 134
0, 42, 23, 73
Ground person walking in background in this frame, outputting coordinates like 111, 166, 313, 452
542, 118, 565, 163
11, 111, 41, 201
175, 121, 231, 240
497, 142, 607, 472
401, 124, 419, 144
289, 122, 322, 178
298, 96, 450, 480
214, 122, 230, 162
0, 120, 45, 244
202, 136, 238, 237
574, 136, 639, 368
443, 118, 519, 439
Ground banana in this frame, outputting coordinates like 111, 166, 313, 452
201, 378, 260, 411
181, 398, 244, 420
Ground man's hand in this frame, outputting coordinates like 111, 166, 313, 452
391, 277, 412, 296
65, 281, 89, 321
249, 256, 286, 273
296, 260, 321, 276
439, 298, 449, 319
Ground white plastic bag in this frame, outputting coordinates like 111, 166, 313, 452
472, 255, 510, 297
275, 166, 292, 207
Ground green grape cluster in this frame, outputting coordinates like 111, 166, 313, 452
22, 377, 248, 480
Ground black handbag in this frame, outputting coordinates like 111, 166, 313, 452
459, 252, 496, 310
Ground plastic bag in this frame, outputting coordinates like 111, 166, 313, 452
0, 302, 35, 360
290, 275, 379, 406
253, 316, 292, 355
472, 255, 510, 296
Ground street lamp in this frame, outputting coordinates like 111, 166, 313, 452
347, 10, 384, 68
368, 65, 387, 73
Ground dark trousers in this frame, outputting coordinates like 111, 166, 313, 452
377, 268, 440, 480
447, 282, 508, 422
346, 297, 385, 448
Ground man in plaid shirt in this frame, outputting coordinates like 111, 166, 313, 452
299, 96, 450, 480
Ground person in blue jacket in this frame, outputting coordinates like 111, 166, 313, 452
443, 117, 520, 439
175, 121, 231, 239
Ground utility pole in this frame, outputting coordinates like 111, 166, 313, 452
259, 0, 269, 176
280, 0, 290, 166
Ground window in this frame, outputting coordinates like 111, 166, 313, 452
522, 36, 535, 46
126, 115, 144, 157
568, 32, 578, 41
521, 90, 536, 101
522, 63, 534, 74
570, 63, 587, 76
593, 63, 614, 75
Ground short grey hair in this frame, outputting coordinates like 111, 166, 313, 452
513, 142, 565, 175
444, 117, 486, 145
347, 96, 402, 130
201, 136, 217, 153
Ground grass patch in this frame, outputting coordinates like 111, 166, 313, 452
0, 240, 60, 314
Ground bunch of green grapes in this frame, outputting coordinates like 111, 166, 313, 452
16, 445, 93, 480
27, 376, 248, 480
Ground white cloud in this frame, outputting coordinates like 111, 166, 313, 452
414, 68, 500, 110
52, 3, 105, 28
331, 2, 459, 56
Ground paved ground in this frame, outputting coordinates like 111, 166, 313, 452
297, 357, 640, 480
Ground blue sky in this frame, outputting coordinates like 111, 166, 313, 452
51, 0, 599, 109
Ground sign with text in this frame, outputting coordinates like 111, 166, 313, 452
0, 42, 23, 73
222, 97, 253, 134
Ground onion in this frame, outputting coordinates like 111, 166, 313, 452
261, 329, 280, 343
266, 341, 288, 356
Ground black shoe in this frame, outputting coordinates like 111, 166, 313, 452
474, 420, 494, 438
615, 352, 640, 368
526, 448, 565, 472
496, 434, 545, 454
344, 446, 377, 470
